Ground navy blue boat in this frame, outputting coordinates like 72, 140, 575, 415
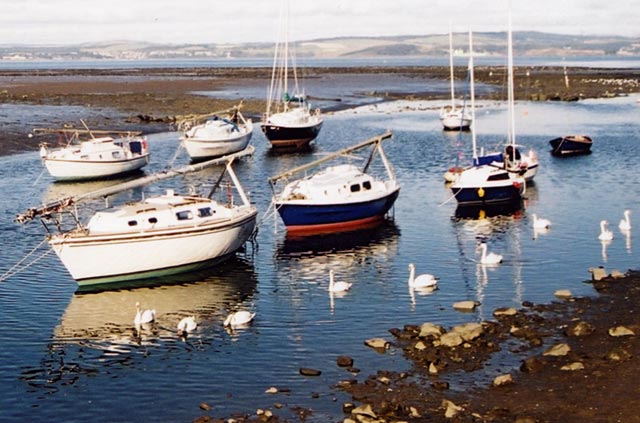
269, 132, 399, 235
549, 135, 593, 157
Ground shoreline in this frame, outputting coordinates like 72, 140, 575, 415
1, 65, 638, 156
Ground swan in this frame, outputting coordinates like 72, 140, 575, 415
223, 310, 255, 328
177, 316, 197, 335
619, 210, 631, 232
329, 269, 352, 293
598, 220, 614, 241
408, 263, 438, 289
532, 214, 551, 229
134, 302, 156, 326
480, 243, 503, 265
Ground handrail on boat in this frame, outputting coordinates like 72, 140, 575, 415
268, 130, 393, 184
16, 145, 255, 224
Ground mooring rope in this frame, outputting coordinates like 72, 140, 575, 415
0, 238, 51, 282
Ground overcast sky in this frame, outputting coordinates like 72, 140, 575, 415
0, 0, 637, 45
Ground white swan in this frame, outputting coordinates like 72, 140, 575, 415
480, 243, 503, 265
408, 263, 438, 289
134, 302, 156, 326
177, 316, 197, 335
598, 220, 614, 241
329, 269, 352, 293
619, 210, 631, 232
223, 310, 255, 328
532, 214, 551, 229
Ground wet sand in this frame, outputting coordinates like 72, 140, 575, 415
1, 66, 639, 422
0, 66, 638, 156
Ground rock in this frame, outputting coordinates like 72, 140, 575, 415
521, 357, 545, 373
561, 362, 585, 371
450, 322, 484, 341
409, 406, 421, 418
442, 399, 463, 418
429, 362, 439, 375
337, 355, 354, 367
611, 269, 626, 278
193, 416, 211, 423
432, 380, 450, 390
299, 367, 322, 376
567, 321, 595, 337
607, 348, 632, 362
265, 386, 278, 394
419, 322, 445, 338
199, 402, 212, 411
440, 332, 464, 347
343, 403, 356, 413
493, 374, 514, 386
543, 343, 571, 357
589, 266, 607, 281
493, 307, 517, 318
453, 300, 480, 312
364, 338, 389, 351
414, 341, 427, 351
352, 403, 377, 419
554, 289, 572, 299
608, 326, 635, 337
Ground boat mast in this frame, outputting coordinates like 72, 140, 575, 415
448, 22, 455, 109
507, 5, 516, 148
283, 0, 289, 111
468, 30, 477, 163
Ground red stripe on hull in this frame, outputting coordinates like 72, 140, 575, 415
285, 215, 384, 236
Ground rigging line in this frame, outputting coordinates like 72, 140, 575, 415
32, 169, 46, 186
0, 238, 50, 282
164, 142, 184, 172
439, 188, 461, 207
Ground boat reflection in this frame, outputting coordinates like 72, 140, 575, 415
454, 199, 523, 220
274, 221, 400, 307
54, 257, 258, 351
43, 173, 145, 204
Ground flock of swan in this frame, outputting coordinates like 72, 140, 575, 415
131, 211, 631, 335
133, 301, 256, 337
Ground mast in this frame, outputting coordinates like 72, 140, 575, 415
448, 23, 455, 109
507, 5, 516, 147
468, 31, 477, 163
283, 0, 289, 108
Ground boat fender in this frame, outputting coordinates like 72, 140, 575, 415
142, 138, 148, 151
477, 187, 485, 198
513, 181, 521, 190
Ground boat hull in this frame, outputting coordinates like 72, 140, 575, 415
44, 154, 150, 181
276, 188, 399, 235
49, 211, 257, 285
261, 121, 323, 149
441, 114, 471, 131
183, 132, 252, 161
549, 136, 593, 157
451, 184, 522, 205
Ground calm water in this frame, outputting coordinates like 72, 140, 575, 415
1, 95, 640, 422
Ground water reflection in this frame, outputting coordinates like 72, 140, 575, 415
454, 200, 524, 221
43, 173, 145, 204
55, 258, 258, 351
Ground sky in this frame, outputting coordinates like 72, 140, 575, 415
0, 0, 638, 45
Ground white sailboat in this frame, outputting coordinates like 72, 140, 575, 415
17, 148, 257, 287
260, 0, 323, 150
37, 126, 149, 181
440, 25, 472, 131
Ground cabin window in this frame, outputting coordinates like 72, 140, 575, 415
198, 207, 213, 217
148, 217, 158, 224
112, 151, 121, 159
176, 210, 193, 220
350, 184, 361, 193
487, 173, 509, 181
81, 155, 89, 160
363, 181, 372, 190
128, 220, 138, 227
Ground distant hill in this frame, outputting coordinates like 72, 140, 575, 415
1, 32, 638, 61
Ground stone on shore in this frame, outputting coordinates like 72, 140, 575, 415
453, 300, 480, 312
608, 326, 635, 337
442, 399, 463, 418
493, 307, 517, 318
561, 362, 585, 371
589, 267, 607, 281
299, 367, 322, 376
554, 289, 572, 299
365, 338, 389, 351
419, 322, 445, 338
450, 322, 484, 341
567, 321, 595, 337
543, 343, 571, 357
351, 403, 377, 419
493, 373, 514, 386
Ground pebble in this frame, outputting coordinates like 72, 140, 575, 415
561, 362, 585, 371
364, 338, 389, 350
299, 367, 322, 376
543, 343, 571, 357
608, 326, 635, 337
453, 300, 480, 312
493, 373, 514, 386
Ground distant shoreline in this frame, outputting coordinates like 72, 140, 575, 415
0, 65, 638, 156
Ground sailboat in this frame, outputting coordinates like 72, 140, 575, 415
16, 148, 257, 287
261, 0, 323, 150
450, 31, 525, 205
486, 9, 539, 182
440, 26, 472, 131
